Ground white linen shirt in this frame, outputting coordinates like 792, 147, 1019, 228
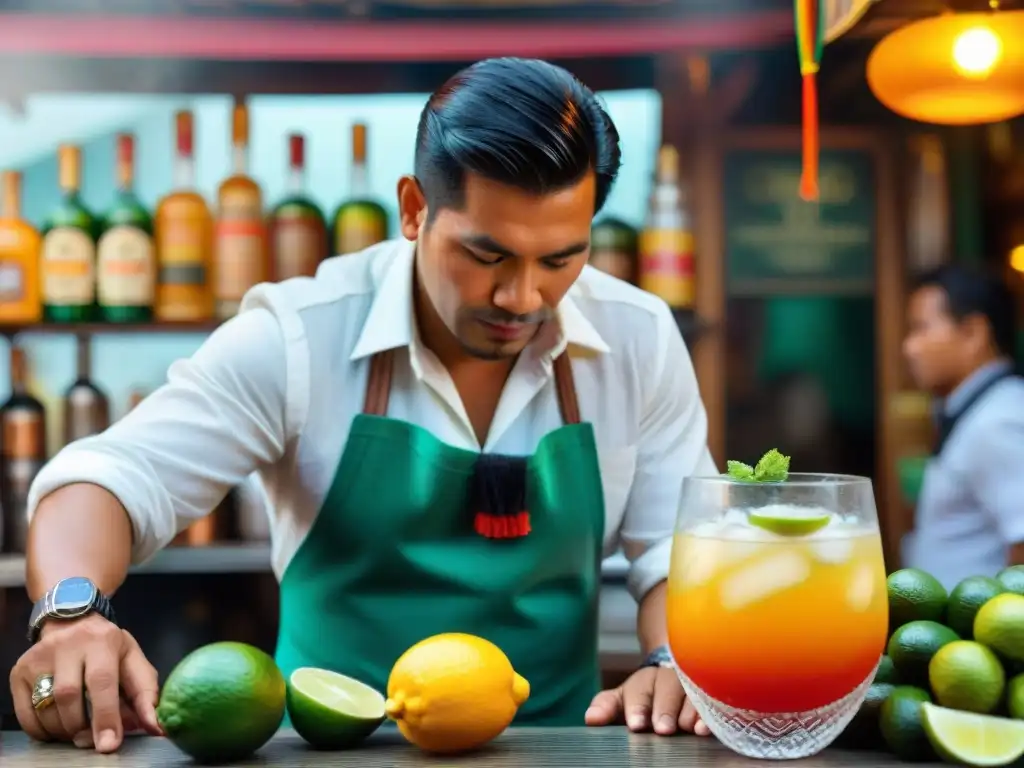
26, 238, 717, 602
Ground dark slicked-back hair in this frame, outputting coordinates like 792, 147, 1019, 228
913, 264, 1017, 356
414, 57, 621, 222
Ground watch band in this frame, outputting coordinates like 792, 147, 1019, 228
28, 580, 117, 644
640, 644, 675, 669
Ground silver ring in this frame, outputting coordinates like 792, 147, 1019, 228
31, 673, 55, 711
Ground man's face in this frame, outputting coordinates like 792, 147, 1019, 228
399, 172, 595, 360
903, 285, 976, 394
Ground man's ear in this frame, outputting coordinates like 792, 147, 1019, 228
397, 175, 427, 240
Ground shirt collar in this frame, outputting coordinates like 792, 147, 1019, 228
350, 238, 610, 364
942, 358, 1014, 416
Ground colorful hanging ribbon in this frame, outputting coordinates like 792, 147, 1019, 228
795, 0, 826, 201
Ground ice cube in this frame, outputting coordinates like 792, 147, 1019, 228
719, 551, 811, 611
846, 563, 877, 612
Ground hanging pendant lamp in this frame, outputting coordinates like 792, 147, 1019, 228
794, 0, 827, 201
866, 7, 1024, 126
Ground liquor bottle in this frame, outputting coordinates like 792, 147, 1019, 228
331, 123, 388, 255
155, 110, 214, 322
591, 218, 639, 284
0, 345, 46, 553
639, 145, 695, 309
41, 145, 100, 322
62, 338, 110, 445
0, 170, 42, 323
213, 99, 268, 320
97, 133, 156, 323
269, 134, 327, 281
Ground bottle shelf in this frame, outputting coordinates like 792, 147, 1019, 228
0, 546, 630, 588
0, 321, 221, 337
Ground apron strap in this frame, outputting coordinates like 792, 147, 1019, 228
362, 348, 582, 425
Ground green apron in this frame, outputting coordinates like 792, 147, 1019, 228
275, 348, 606, 726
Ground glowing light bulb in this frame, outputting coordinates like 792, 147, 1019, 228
952, 27, 1003, 78
1010, 244, 1024, 274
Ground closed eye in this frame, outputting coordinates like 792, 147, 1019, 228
463, 247, 503, 266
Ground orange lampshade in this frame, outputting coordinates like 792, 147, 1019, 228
867, 10, 1024, 125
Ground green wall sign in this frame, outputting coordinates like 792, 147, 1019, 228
724, 149, 876, 296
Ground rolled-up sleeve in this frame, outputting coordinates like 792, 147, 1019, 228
620, 302, 718, 601
25, 307, 291, 565
970, 409, 1024, 546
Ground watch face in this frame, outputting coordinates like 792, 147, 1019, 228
52, 578, 97, 618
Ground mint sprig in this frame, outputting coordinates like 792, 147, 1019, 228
726, 449, 790, 483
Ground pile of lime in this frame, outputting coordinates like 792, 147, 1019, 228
157, 642, 386, 762
851, 565, 1024, 766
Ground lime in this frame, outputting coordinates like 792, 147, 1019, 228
887, 568, 948, 627
888, 620, 960, 686
747, 508, 831, 536
879, 685, 935, 762
874, 654, 901, 685
1009, 675, 1024, 720
997, 566, 1024, 597
974, 594, 1024, 663
929, 640, 1006, 714
920, 702, 1024, 767
287, 667, 386, 750
157, 641, 286, 764
838, 682, 893, 749
947, 576, 1006, 639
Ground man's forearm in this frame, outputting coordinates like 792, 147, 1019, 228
26, 483, 134, 601
636, 580, 668, 655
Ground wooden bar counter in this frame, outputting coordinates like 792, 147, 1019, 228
0, 727, 943, 766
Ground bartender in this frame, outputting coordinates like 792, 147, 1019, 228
10, 57, 717, 753
902, 264, 1024, 589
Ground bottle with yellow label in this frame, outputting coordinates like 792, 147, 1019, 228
639, 145, 695, 309
97, 133, 155, 323
41, 145, 100, 322
0, 170, 42, 324
269, 134, 327, 281
213, 99, 268, 320
331, 123, 388, 256
155, 110, 214, 322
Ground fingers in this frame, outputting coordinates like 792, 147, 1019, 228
620, 667, 657, 731
118, 631, 162, 736
10, 669, 48, 743
53, 650, 87, 738
650, 667, 685, 736
584, 688, 622, 727
83, 636, 124, 753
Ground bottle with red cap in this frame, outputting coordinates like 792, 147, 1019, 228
154, 109, 214, 322
96, 132, 155, 323
269, 133, 327, 281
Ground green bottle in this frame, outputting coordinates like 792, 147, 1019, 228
41, 144, 100, 323
97, 134, 155, 323
270, 134, 328, 280
331, 123, 388, 256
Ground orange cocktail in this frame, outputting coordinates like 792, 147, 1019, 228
667, 474, 888, 760
668, 521, 887, 713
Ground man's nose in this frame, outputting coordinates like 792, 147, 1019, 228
493, 270, 543, 318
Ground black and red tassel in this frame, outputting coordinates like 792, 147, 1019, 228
468, 454, 531, 539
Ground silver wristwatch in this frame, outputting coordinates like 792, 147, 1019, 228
641, 644, 675, 669
27, 577, 116, 644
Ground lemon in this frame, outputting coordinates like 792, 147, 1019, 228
929, 640, 1006, 714
287, 668, 385, 750
1008, 675, 1024, 720
974, 593, 1024, 663
921, 703, 1024, 767
747, 508, 831, 536
385, 633, 530, 755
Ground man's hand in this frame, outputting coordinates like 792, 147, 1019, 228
584, 666, 710, 736
9, 614, 163, 753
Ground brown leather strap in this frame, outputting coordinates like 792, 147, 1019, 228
360, 348, 581, 425
552, 352, 581, 425
362, 348, 395, 416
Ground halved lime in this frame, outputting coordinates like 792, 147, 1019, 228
748, 508, 831, 536
287, 667, 386, 750
920, 702, 1024, 767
